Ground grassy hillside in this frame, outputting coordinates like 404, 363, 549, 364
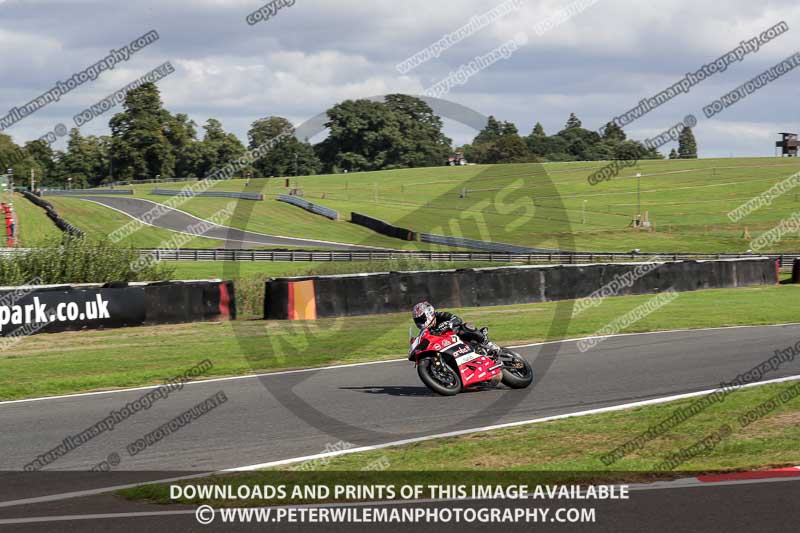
130, 195, 443, 250
44, 197, 229, 248
44, 192, 444, 251
78, 157, 800, 252
11, 192, 62, 246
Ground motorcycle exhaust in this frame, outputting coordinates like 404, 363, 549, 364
488, 363, 503, 371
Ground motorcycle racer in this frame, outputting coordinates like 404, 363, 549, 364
411, 301, 501, 355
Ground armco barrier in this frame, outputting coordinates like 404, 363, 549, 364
419, 233, 559, 253
350, 212, 417, 241
20, 191, 85, 237
0, 280, 234, 337
264, 258, 777, 319
151, 188, 263, 201
42, 189, 134, 196
277, 195, 338, 220
1, 246, 797, 266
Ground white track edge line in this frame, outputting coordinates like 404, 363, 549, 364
81, 197, 385, 250
2, 374, 798, 510
3, 322, 800, 405
78, 198, 377, 250
223, 373, 800, 472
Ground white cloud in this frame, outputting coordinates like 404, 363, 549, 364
1, 0, 800, 157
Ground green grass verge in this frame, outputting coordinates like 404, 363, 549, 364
2, 282, 798, 400
44, 197, 229, 249
136, 195, 445, 251
12, 192, 62, 245
105, 157, 800, 253
120, 380, 800, 506
166, 260, 513, 281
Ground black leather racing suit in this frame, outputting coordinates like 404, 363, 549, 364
430, 311, 487, 346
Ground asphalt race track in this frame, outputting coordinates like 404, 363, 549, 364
78, 196, 383, 250
3, 324, 800, 471
2, 324, 800, 531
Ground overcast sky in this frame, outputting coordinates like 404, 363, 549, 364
1, 0, 799, 157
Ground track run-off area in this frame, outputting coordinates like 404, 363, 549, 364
77, 196, 384, 251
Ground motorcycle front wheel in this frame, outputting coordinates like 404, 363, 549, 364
417, 356, 462, 396
500, 349, 534, 389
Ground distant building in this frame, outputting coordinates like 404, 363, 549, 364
776, 132, 798, 157
447, 151, 467, 166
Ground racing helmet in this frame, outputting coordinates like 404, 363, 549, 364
412, 301, 435, 329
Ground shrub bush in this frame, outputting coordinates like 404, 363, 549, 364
0, 237, 175, 285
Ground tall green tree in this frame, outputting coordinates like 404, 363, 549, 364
472, 115, 504, 146
164, 113, 203, 178
57, 129, 93, 188
467, 117, 530, 164
557, 115, 601, 160
196, 118, 247, 178
500, 122, 519, 136
24, 140, 56, 182
485, 135, 529, 164
316, 95, 451, 172
248, 116, 321, 177
525, 123, 548, 157
109, 82, 175, 181
602, 122, 626, 141
7, 139, 58, 188
85, 135, 112, 186
317, 99, 395, 172
382, 94, 451, 168
0, 134, 26, 175
678, 127, 698, 159
564, 113, 582, 130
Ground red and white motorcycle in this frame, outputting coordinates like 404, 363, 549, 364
408, 320, 534, 396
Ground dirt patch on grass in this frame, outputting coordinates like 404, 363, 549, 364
740, 409, 800, 437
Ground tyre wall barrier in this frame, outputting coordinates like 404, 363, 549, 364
350, 212, 417, 241
20, 190, 85, 237
277, 195, 339, 220
151, 189, 263, 200
42, 189, 134, 196
349, 211, 560, 252
0, 280, 234, 337
264, 258, 777, 319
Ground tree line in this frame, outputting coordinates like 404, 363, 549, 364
0, 84, 698, 189
462, 113, 697, 164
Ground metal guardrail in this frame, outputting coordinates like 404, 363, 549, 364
93, 177, 202, 188
419, 233, 560, 253
151, 188, 263, 201
42, 189, 134, 196
125, 249, 800, 267
277, 195, 339, 220
0, 247, 796, 267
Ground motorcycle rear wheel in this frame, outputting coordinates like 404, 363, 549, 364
500, 349, 534, 389
418, 356, 462, 396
